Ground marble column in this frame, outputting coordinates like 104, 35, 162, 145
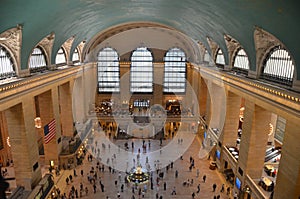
59, 82, 73, 136
237, 101, 271, 182
207, 82, 226, 132
219, 91, 241, 146
153, 63, 163, 105
5, 102, 42, 190
37, 90, 61, 167
199, 77, 208, 120
72, 77, 85, 123
218, 91, 241, 171
273, 115, 300, 199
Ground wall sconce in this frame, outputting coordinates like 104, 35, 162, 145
50, 160, 54, 168
239, 107, 245, 122
268, 123, 274, 136
6, 137, 11, 147
34, 117, 42, 128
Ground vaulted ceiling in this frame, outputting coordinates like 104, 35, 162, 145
1, 0, 299, 78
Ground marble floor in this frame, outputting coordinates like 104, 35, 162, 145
47, 130, 236, 199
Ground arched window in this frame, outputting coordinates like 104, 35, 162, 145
29, 46, 47, 72
262, 46, 295, 86
55, 47, 67, 65
97, 47, 120, 92
72, 47, 80, 65
164, 47, 186, 93
233, 48, 249, 74
0, 45, 15, 79
204, 49, 211, 63
130, 47, 153, 93
215, 48, 225, 68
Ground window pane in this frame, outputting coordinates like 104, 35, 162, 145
0, 45, 15, 79
55, 47, 66, 64
204, 49, 211, 62
233, 48, 249, 72
29, 47, 47, 72
97, 47, 120, 92
262, 47, 294, 86
130, 47, 153, 93
72, 47, 80, 65
216, 48, 225, 66
164, 48, 186, 93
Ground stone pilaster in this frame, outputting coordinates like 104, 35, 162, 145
37, 90, 59, 167
59, 83, 74, 136
5, 102, 41, 190
237, 101, 271, 181
199, 77, 208, 118
72, 77, 85, 123
219, 91, 241, 146
51, 87, 62, 155
22, 98, 42, 188
205, 82, 211, 125
207, 82, 226, 132
273, 115, 300, 199
153, 63, 163, 105
190, 69, 199, 100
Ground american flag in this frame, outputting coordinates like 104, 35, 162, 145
44, 119, 56, 144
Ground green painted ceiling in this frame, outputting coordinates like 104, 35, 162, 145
1, 0, 300, 78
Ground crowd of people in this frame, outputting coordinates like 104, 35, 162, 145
49, 123, 236, 199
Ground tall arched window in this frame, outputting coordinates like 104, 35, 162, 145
55, 47, 67, 65
130, 47, 153, 93
204, 49, 211, 63
233, 48, 249, 74
164, 47, 186, 93
0, 45, 15, 79
72, 47, 80, 65
97, 47, 120, 92
262, 46, 295, 86
29, 46, 47, 72
215, 48, 225, 68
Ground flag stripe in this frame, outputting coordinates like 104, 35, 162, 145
44, 119, 56, 144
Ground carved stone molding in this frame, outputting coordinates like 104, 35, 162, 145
62, 36, 75, 64
0, 25, 22, 75
76, 40, 86, 63
224, 34, 242, 68
197, 42, 207, 63
206, 37, 219, 63
254, 26, 281, 76
38, 32, 55, 66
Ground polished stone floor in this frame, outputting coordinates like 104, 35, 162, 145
49, 130, 235, 199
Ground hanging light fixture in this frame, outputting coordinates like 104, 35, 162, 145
34, 117, 42, 128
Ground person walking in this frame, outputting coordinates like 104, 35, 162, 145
93, 184, 97, 193
171, 186, 176, 195
101, 183, 105, 192
163, 182, 166, 190
226, 187, 230, 195
220, 184, 224, 192
197, 184, 200, 193
212, 183, 217, 192
85, 187, 88, 196
202, 174, 206, 183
